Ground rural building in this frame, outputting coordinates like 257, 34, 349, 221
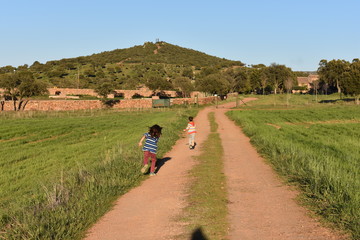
295, 74, 319, 93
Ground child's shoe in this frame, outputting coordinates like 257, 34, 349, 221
141, 164, 149, 173
149, 172, 156, 176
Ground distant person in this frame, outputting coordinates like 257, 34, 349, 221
138, 124, 162, 176
184, 116, 196, 149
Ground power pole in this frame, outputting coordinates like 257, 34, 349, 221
236, 93, 239, 107
77, 66, 80, 89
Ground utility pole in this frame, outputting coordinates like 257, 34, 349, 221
77, 66, 80, 89
236, 93, 239, 107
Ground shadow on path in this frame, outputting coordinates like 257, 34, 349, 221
191, 227, 208, 240
155, 157, 172, 173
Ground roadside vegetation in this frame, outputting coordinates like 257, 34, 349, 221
227, 95, 360, 239
0, 107, 198, 239
180, 112, 228, 240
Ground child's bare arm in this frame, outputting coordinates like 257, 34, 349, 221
138, 135, 145, 147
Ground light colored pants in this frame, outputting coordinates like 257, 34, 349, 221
188, 133, 196, 146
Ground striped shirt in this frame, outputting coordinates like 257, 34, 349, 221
142, 132, 160, 154
186, 122, 196, 134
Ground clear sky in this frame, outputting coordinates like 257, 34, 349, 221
1, 0, 359, 71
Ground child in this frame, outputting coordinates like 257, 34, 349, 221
184, 116, 196, 149
138, 124, 162, 176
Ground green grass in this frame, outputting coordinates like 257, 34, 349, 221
238, 93, 357, 109
180, 112, 228, 240
226, 98, 360, 239
0, 108, 198, 239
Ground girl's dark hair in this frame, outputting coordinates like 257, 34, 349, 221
189, 116, 193, 121
149, 124, 162, 138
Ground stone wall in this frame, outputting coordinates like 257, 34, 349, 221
0, 96, 217, 111
1, 99, 153, 111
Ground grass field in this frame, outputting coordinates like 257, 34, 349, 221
227, 95, 360, 239
0, 107, 198, 239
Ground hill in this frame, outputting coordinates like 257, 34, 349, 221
16, 41, 244, 90
49, 41, 243, 68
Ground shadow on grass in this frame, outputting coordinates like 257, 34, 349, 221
102, 99, 120, 107
319, 98, 355, 103
191, 227, 208, 240
155, 157, 172, 173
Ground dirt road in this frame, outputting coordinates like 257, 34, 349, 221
216, 101, 347, 240
84, 100, 347, 240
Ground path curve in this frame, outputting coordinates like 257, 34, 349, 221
84, 99, 348, 240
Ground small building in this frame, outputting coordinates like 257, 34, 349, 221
294, 74, 319, 93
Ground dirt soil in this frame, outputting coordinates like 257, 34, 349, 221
84, 100, 348, 240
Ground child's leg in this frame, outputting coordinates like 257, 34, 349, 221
190, 133, 195, 146
149, 152, 157, 173
141, 151, 151, 173
143, 151, 150, 165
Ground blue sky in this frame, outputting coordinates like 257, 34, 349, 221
1, 0, 359, 71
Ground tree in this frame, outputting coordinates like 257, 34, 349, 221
233, 68, 251, 93
0, 70, 48, 110
224, 67, 251, 93
195, 73, 230, 95
145, 75, 172, 91
173, 77, 194, 97
249, 68, 267, 94
341, 59, 360, 104
259, 71, 268, 95
182, 67, 194, 79
266, 63, 293, 94
251, 64, 266, 68
197, 66, 220, 78
284, 77, 294, 106
311, 80, 320, 102
318, 59, 349, 95
94, 80, 115, 99
0, 65, 16, 74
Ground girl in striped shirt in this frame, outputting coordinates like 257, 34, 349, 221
184, 116, 196, 149
138, 124, 162, 176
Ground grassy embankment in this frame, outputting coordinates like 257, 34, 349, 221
0, 107, 198, 239
227, 94, 359, 239
180, 112, 228, 240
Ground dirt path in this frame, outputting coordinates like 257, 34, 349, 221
216, 101, 347, 240
84, 100, 347, 240
84, 107, 213, 240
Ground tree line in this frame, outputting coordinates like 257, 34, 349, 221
1, 54, 359, 110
